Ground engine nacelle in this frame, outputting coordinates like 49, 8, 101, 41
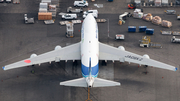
30, 54, 37, 58
118, 46, 125, 51
143, 54, 150, 59
54, 45, 62, 50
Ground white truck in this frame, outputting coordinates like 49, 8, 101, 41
62, 14, 77, 20
67, 7, 83, 13
83, 10, 98, 18
74, 1, 88, 7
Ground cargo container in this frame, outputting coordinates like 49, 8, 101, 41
49, 5, 56, 12
139, 26, 147, 32
146, 28, 154, 35
128, 26, 136, 32
40, 3, 48, 9
155, 0, 161, 6
38, 12, 52, 20
162, 0, 168, 5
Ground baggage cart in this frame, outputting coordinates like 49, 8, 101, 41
59, 21, 71, 25
150, 42, 162, 48
160, 30, 172, 35
44, 20, 54, 24
96, 19, 107, 23
164, 10, 176, 15
172, 31, 180, 36
128, 26, 136, 32
72, 20, 82, 24
13, 0, 20, 3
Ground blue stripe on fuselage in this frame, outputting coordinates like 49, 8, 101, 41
81, 63, 99, 77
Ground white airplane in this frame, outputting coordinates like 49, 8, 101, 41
2, 14, 177, 88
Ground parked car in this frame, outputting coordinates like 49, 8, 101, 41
74, 1, 88, 7
62, 14, 77, 20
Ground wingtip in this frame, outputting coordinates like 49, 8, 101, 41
2, 66, 5, 70
175, 67, 178, 71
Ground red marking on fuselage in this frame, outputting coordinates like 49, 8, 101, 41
24, 60, 31, 63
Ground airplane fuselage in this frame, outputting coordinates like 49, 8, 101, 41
81, 14, 99, 80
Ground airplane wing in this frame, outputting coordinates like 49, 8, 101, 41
3, 42, 81, 70
99, 42, 177, 71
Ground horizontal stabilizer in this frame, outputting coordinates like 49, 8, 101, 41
60, 78, 87, 87
60, 77, 120, 87
93, 78, 120, 87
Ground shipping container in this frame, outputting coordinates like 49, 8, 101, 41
155, 0, 161, 6
49, 5, 56, 11
128, 26, 136, 32
146, 28, 154, 35
139, 26, 147, 32
162, 0, 168, 5
38, 12, 52, 20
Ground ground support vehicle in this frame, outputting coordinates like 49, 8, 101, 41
66, 23, 74, 38
74, 1, 88, 7
62, 14, 77, 20
177, 14, 180, 20
59, 21, 71, 25
44, 20, 54, 24
171, 36, 180, 43
24, 14, 34, 24
115, 34, 125, 40
67, 7, 83, 13
140, 36, 151, 47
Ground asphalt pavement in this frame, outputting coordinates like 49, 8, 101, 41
0, 0, 180, 101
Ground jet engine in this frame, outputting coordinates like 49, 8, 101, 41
54, 45, 62, 50
30, 54, 37, 58
118, 46, 125, 51
143, 54, 150, 59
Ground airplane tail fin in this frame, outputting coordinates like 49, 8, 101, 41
60, 77, 120, 87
